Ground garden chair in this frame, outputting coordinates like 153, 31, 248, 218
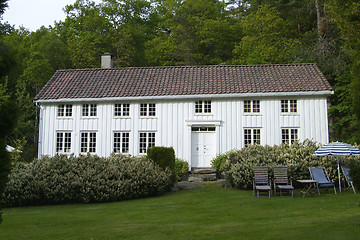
341, 165, 356, 194
253, 166, 272, 198
309, 167, 337, 195
273, 166, 294, 197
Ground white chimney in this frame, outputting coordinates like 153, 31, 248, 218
101, 53, 113, 69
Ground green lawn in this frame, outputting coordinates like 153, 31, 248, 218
1, 182, 359, 240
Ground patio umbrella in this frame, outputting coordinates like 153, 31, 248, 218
314, 142, 360, 192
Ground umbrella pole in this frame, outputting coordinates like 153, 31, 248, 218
338, 158, 341, 193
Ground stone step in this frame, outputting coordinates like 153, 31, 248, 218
189, 173, 217, 182
192, 168, 216, 174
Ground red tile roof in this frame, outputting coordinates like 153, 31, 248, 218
34, 64, 332, 101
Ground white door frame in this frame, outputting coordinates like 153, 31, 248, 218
185, 120, 221, 169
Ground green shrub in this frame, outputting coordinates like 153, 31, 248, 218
211, 153, 228, 171
3, 154, 173, 207
174, 158, 189, 181
349, 160, 360, 191
223, 140, 348, 189
147, 146, 175, 171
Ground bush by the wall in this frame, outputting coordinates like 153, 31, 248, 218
349, 160, 360, 191
223, 140, 353, 189
147, 146, 175, 171
174, 158, 189, 181
3, 154, 173, 207
211, 153, 228, 171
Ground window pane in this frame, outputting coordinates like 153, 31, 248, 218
90, 104, 97, 117
253, 100, 260, 113
281, 100, 288, 113
195, 101, 202, 113
65, 105, 72, 116
89, 133, 96, 152
290, 100, 297, 113
204, 101, 211, 113
123, 104, 130, 116
139, 133, 147, 153
82, 104, 89, 116
149, 103, 156, 116
253, 129, 260, 144
140, 104, 147, 116
244, 100, 251, 113
244, 129, 251, 147
122, 132, 129, 153
114, 132, 121, 152
81, 132, 88, 152
56, 132, 63, 152
114, 104, 121, 117
148, 133, 155, 148
291, 129, 298, 144
58, 105, 65, 117
64, 133, 71, 152
282, 129, 289, 144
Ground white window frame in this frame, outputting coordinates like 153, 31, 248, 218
195, 100, 212, 114
80, 132, 97, 153
113, 131, 130, 154
244, 100, 260, 113
57, 104, 73, 117
139, 132, 155, 154
244, 128, 261, 147
114, 103, 130, 117
140, 103, 156, 117
82, 104, 97, 117
56, 131, 72, 153
281, 100, 297, 113
281, 128, 298, 145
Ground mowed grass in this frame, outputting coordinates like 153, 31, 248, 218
1, 182, 359, 240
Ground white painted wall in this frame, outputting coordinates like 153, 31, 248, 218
37, 95, 330, 167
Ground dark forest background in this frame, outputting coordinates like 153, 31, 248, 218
0, 0, 360, 162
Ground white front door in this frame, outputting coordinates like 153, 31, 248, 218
191, 126, 216, 168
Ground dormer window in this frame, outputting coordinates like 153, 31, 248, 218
195, 100, 211, 114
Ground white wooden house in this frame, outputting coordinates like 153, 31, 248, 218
34, 56, 333, 168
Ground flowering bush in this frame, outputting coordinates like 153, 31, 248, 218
3, 154, 173, 207
223, 140, 356, 189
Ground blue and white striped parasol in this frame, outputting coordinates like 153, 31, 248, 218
314, 142, 360, 192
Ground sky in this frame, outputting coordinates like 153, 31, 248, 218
2, 0, 101, 31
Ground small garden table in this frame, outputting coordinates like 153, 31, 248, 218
297, 180, 318, 198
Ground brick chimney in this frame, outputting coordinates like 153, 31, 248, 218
101, 53, 113, 69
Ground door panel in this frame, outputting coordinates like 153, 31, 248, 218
191, 130, 216, 168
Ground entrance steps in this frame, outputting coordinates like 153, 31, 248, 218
189, 168, 217, 182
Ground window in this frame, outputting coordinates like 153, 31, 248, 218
195, 100, 211, 114
57, 104, 72, 117
244, 100, 260, 113
114, 104, 130, 117
82, 104, 97, 117
282, 128, 298, 144
244, 128, 261, 147
140, 103, 156, 117
139, 132, 155, 154
281, 100, 297, 113
81, 132, 96, 153
56, 132, 71, 153
113, 132, 130, 153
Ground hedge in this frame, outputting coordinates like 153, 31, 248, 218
222, 140, 360, 189
3, 154, 174, 207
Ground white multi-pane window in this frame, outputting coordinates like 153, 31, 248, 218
114, 104, 130, 117
139, 132, 155, 154
57, 104, 72, 117
82, 104, 97, 117
56, 132, 72, 153
140, 103, 156, 117
282, 128, 298, 144
113, 132, 130, 153
244, 100, 260, 113
195, 100, 211, 114
281, 100, 297, 113
81, 132, 96, 153
244, 128, 261, 147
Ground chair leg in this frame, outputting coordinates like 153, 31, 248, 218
333, 185, 337, 195
351, 182, 356, 194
